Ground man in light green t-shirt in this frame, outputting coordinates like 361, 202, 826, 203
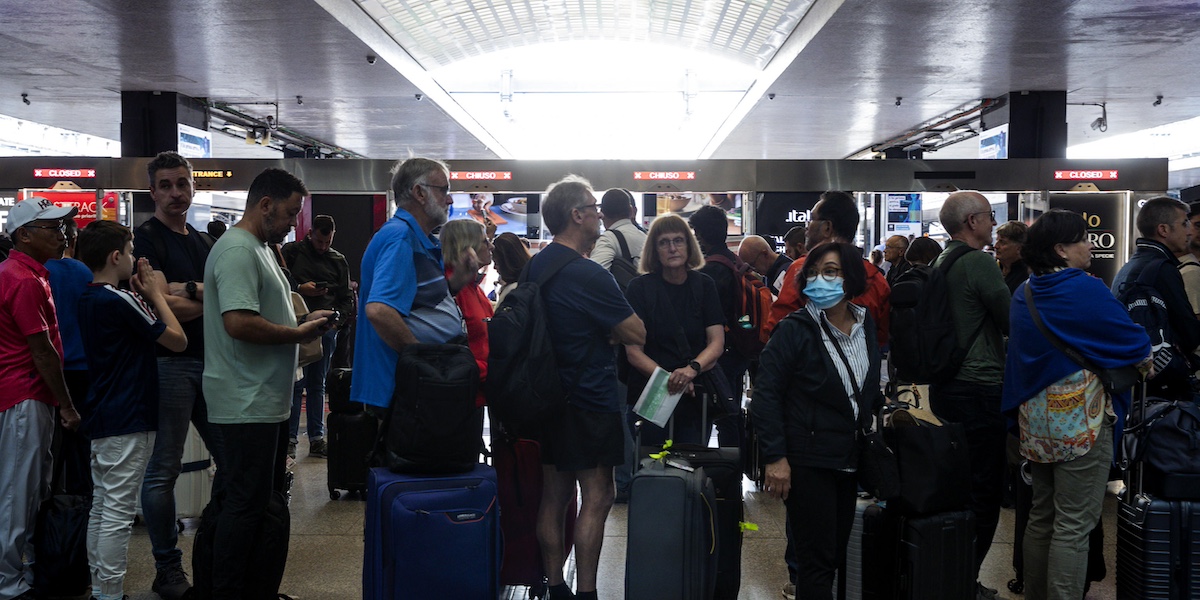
201, 168, 332, 596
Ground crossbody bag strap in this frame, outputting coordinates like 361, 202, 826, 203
1024, 283, 1107, 377
612, 229, 633, 261
819, 317, 866, 431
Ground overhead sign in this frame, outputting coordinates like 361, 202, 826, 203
33, 168, 96, 178
450, 171, 512, 180
634, 171, 696, 180
194, 170, 233, 178
1054, 170, 1118, 180
178, 123, 212, 159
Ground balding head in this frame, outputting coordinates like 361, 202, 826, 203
738, 235, 777, 275
883, 235, 909, 263
940, 191, 995, 248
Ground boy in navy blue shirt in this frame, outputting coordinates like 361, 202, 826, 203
75, 221, 187, 600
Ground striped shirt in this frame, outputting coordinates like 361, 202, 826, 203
807, 301, 869, 420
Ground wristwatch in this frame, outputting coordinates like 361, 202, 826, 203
688, 360, 702, 373
185, 280, 198, 300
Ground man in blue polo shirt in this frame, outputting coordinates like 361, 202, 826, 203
351, 157, 480, 409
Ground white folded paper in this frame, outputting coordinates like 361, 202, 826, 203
633, 366, 683, 428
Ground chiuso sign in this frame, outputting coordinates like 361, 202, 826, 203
1054, 170, 1118, 180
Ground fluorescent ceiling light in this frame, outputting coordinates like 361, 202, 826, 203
432, 41, 754, 159
337, 0, 825, 159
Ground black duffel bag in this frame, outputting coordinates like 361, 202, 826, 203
881, 397, 971, 515
1124, 397, 1200, 499
32, 494, 90, 598
380, 343, 483, 474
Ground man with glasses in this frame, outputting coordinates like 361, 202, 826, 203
0, 198, 81, 600
351, 158, 479, 410
932, 191, 1011, 600
527, 175, 645, 600
883, 234, 912, 286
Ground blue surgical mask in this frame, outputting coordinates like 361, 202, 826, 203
804, 276, 846, 310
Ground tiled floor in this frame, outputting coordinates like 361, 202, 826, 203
113, 434, 1122, 600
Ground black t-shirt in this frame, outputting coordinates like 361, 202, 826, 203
625, 270, 724, 372
133, 217, 212, 359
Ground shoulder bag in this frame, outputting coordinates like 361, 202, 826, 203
818, 318, 899, 500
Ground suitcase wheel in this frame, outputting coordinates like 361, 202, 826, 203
330, 488, 341, 500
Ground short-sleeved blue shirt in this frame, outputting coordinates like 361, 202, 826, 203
351, 208, 465, 408
527, 242, 634, 413
45, 257, 92, 371
78, 283, 166, 439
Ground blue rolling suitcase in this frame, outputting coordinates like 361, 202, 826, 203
364, 464, 502, 599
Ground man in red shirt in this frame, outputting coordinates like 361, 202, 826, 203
766, 191, 890, 346
0, 197, 81, 600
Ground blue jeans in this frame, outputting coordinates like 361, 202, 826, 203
140, 357, 225, 572
289, 329, 337, 441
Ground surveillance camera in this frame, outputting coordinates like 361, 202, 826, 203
415, 94, 423, 101
767, 93, 775, 100
367, 55, 377, 65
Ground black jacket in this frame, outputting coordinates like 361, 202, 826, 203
752, 308, 883, 471
1111, 238, 1200, 355
281, 238, 355, 315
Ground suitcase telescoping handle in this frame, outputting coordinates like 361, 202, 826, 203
636, 384, 711, 456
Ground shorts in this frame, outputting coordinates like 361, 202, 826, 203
540, 403, 624, 472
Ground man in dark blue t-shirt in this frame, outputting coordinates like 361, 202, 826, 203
527, 175, 645, 600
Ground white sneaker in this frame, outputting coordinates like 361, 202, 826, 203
781, 582, 796, 600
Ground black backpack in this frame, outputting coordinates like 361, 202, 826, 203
889, 245, 981, 384
1116, 258, 1191, 398
486, 251, 580, 434
608, 230, 640, 292
380, 343, 482, 474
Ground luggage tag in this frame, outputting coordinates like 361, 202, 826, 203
664, 458, 695, 472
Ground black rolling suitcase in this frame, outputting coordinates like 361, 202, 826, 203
325, 367, 361, 414
860, 503, 975, 600
670, 444, 742, 599
327, 410, 378, 499
1117, 381, 1200, 599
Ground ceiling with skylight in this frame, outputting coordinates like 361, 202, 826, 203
356, 0, 817, 159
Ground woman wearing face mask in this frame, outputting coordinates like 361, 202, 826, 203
753, 242, 883, 600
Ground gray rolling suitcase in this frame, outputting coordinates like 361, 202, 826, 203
625, 456, 718, 600
627, 403, 722, 600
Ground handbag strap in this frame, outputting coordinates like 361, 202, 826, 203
818, 316, 866, 431
1024, 283, 1109, 379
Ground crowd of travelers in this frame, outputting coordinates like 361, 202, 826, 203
0, 146, 1188, 600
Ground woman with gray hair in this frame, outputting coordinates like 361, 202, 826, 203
440, 218, 493, 407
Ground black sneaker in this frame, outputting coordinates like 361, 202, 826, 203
309, 438, 328, 458
152, 565, 192, 600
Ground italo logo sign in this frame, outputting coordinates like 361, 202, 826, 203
785, 209, 811, 224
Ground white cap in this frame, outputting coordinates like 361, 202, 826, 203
5, 197, 78, 235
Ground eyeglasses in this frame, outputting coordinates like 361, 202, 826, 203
806, 267, 843, 282
575, 203, 600, 211
964, 210, 996, 224
657, 236, 687, 249
418, 183, 451, 196
22, 223, 66, 234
